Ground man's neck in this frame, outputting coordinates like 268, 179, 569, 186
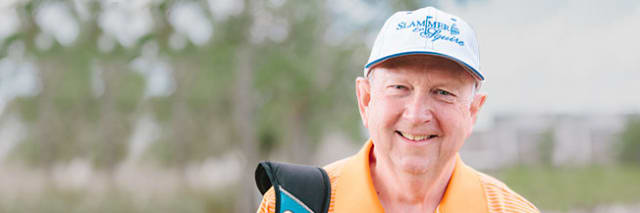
369, 148, 456, 213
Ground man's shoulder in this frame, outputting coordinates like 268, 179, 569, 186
474, 171, 540, 213
322, 157, 350, 194
322, 157, 350, 178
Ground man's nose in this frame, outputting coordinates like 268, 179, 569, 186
402, 95, 434, 124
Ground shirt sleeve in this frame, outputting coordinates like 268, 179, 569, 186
477, 172, 540, 213
256, 187, 276, 213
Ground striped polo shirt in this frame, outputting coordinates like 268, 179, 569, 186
258, 140, 539, 213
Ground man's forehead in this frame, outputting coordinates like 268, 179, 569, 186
370, 55, 475, 84
374, 55, 463, 69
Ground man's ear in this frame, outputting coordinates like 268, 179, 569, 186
469, 93, 487, 124
355, 77, 372, 128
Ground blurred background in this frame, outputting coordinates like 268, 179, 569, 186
0, 0, 639, 212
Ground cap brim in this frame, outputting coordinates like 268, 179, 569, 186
364, 51, 484, 81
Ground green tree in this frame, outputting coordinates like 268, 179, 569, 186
619, 117, 640, 165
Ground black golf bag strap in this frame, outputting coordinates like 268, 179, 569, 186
255, 161, 331, 213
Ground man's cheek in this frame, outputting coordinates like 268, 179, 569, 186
382, 101, 405, 123
450, 106, 473, 129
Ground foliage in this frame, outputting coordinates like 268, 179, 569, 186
619, 117, 640, 165
538, 128, 555, 166
492, 165, 640, 211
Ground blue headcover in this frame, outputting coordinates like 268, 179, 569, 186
255, 161, 331, 213
279, 187, 313, 213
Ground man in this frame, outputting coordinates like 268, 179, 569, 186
257, 6, 539, 213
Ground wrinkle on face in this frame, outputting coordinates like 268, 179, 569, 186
368, 55, 477, 105
359, 54, 480, 175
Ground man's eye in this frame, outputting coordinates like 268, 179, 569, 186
435, 89, 453, 96
391, 85, 408, 90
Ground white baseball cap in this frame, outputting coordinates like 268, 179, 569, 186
364, 7, 483, 82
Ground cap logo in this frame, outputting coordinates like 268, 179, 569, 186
395, 16, 465, 46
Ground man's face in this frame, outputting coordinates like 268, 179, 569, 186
356, 55, 486, 174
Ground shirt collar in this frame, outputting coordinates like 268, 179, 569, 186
333, 139, 487, 213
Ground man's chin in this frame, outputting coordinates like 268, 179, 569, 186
394, 157, 435, 175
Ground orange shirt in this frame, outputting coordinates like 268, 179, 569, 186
258, 140, 539, 213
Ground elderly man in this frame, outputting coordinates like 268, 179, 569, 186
256, 6, 539, 213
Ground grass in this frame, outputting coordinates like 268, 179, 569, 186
489, 165, 640, 211
0, 185, 235, 213
1, 165, 639, 212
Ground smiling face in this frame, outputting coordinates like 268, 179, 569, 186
356, 55, 486, 175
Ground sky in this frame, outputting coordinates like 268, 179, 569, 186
437, 0, 640, 117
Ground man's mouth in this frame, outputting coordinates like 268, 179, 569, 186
395, 130, 438, 142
